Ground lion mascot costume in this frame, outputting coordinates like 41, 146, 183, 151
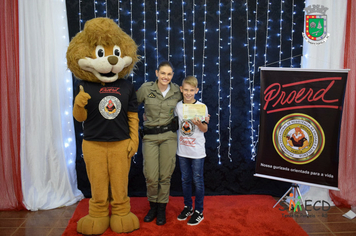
66, 17, 140, 235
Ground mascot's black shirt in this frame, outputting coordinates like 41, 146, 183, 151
76, 79, 138, 142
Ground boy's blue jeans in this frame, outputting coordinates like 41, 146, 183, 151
178, 155, 205, 213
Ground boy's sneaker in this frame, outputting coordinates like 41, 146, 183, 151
187, 210, 204, 226
177, 206, 193, 221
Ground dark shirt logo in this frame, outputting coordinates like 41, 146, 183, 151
100, 87, 121, 95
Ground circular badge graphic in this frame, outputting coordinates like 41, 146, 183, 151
98, 96, 121, 120
272, 113, 325, 164
180, 120, 195, 136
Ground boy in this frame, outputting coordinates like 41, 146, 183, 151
174, 76, 209, 226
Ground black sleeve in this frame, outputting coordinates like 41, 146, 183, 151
128, 83, 138, 112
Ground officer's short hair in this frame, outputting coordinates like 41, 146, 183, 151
182, 76, 198, 88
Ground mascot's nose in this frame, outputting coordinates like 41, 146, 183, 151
108, 56, 118, 65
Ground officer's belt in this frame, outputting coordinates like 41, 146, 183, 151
143, 124, 173, 135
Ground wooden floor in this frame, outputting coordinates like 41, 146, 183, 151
0, 198, 355, 236
274, 197, 356, 235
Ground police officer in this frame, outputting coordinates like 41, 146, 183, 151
137, 61, 182, 225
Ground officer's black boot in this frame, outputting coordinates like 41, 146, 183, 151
144, 202, 158, 222
156, 203, 167, 225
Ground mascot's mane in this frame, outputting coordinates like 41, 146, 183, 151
66, 17, 139, 83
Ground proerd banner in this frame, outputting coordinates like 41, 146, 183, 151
255, 68, 348, 190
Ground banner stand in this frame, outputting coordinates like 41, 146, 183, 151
273, 183, 309, 216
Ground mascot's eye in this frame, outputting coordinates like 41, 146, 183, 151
95, 45, 105, 58
113, 46, 121, 57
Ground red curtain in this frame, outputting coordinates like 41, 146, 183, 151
0, 0, 26, 210
329, 0, 356, 208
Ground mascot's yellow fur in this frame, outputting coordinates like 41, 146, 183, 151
66, 17, 140, 235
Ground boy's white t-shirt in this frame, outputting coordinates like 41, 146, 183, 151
174, 100, 208, 159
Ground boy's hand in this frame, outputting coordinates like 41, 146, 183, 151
191, 117, 202, 126
191, 117, 208, 133
205, 114, 211, 124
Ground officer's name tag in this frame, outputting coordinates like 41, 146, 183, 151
183, 104, 206, 121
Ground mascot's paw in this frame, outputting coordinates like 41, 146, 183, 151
77, 215, 110, 235
74, 85, 91, 108
127, 139, 138, 158
110, 212, 140, 233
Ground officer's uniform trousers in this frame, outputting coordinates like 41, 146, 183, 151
137, 80, 182, 203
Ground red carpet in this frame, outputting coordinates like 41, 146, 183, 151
63, 195, 308, 236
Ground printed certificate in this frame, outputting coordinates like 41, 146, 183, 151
183, 104, 206, 121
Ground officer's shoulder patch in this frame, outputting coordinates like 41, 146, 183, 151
140, 81, 155, 88
146, 81, 155, 86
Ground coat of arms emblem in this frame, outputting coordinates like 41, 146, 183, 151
302, 5, 329, 45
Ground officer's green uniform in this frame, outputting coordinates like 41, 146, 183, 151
137, 80, 182, 203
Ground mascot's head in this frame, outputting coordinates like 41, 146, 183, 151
293, 127, 305, 141
66, 17, 139, 83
